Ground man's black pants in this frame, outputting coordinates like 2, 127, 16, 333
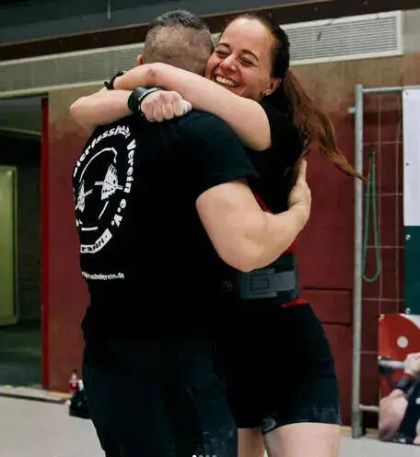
83, 336, 237, 457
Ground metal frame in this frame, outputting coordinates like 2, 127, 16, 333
0, 166, 18, 326
0, 81, 99, 100
351, 84, 420, 438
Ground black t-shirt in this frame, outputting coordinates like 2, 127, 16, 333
247, 101, 303, 213
72, 111, 258, 341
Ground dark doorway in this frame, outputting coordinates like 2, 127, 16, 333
0, 96, 42, 388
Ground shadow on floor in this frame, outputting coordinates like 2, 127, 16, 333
0, 320, 41, 387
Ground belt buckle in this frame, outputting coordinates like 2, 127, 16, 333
239, 268, 278, 300
250, 269, 274, 294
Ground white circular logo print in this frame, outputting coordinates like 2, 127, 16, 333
73, 125, 136, 254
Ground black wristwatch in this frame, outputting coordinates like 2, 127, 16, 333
104, 70, 125, 90
395, 374, 416, 394
127, 87, 162, 114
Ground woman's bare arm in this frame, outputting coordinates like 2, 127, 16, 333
70, 88, 131, 134
70, 87, 191, 134
114, 63, 271, 151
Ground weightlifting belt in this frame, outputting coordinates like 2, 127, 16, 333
221, 254, 300, 303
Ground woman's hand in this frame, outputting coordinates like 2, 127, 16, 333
404, 353, 420, 379
288, 160, 311, 227
141, 90, 192, 122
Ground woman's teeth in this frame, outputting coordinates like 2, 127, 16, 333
215, 76, 238, 88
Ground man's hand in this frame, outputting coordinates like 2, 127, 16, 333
404, 353, 420, 378
288, 159, 311, 227
141, 90, 192, 122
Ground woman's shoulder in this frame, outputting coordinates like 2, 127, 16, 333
261, 100, 294, 128
260, 100, 303, 161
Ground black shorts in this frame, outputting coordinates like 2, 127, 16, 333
83, 336, 237, 457
219, 304, 341, 432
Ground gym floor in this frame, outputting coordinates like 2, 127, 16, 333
0, 396, 418, 457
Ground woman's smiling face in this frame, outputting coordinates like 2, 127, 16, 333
205, 17, 281, 102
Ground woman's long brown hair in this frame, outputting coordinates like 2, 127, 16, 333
226, 14, 363, 180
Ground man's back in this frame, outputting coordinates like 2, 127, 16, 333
73, 111, 257, 341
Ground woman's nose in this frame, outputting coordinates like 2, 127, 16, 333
220, 54, 237, 71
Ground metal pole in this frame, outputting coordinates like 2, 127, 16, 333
350, 84, 420, 436
352, 84, 364, 439
360, 404, 379, 413
363, 85, 420, 94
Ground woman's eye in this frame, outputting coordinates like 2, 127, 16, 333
216, 50, 229, 58
241, 59, 253, 66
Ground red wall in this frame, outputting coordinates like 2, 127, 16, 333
46, 88, 96, 390
46, 54, 420, 424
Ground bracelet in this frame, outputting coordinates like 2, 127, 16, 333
395, 374, 417, 393
127, 87, 162, 114
104, 70, 125, 90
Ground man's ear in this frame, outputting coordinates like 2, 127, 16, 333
136, 54, 144, 66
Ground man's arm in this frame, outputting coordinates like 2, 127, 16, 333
196, 161, 310, 272
378, 391, 408, 441
378, 353, 420, 441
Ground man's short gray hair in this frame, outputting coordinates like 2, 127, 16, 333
143, 10, 214, 75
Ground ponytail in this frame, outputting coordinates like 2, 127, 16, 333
283, 70, 363, 180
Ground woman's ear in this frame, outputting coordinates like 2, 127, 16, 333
265, 77, 282, 96
136, 54, 144, 66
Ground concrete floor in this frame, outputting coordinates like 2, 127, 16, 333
0, 397, 419, 457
